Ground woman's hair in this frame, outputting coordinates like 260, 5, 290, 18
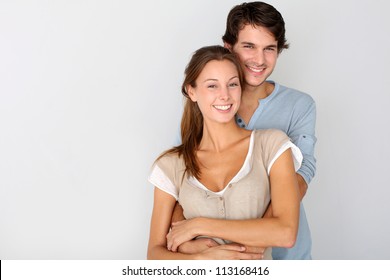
157, 45, 244, 179
222, 1, 289, 53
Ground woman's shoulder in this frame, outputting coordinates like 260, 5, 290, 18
154, 151, 183, 170
252, 129, 291, 167
151, 150, 186, 188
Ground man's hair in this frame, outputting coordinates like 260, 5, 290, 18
222, 1, 289, 53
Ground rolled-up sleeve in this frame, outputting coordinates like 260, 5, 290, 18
289, 100, 317, 184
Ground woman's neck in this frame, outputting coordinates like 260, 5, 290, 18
199, 121, 250, 153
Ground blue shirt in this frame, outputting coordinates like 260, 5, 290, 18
235, 81, 316, 260
235, 81, 317, 184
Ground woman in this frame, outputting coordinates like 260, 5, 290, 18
147, 46, 301, 260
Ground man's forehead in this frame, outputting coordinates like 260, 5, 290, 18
237, 24, 277, 43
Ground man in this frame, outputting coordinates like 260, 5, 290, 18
173, 1, 316, 260
222, 1, 316, 260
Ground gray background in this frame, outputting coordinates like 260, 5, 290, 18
1, 0, 389, 259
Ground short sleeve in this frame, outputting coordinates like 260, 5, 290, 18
148, 164, 179, 200
148, 153, 184, 200
254, 129, 298, 173
267, 141, 303, 174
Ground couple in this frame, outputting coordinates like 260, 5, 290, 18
148, 1, 316, 260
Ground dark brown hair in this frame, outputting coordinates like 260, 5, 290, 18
158, 45, 244, 179
222, 1, 289, 53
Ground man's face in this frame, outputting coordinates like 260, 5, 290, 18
227, 24, 278, 89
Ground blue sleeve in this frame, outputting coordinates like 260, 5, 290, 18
289, 99, 317, 185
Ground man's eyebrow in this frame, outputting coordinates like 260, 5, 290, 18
240, 42, 277, 49
265, 44, 278, 48
240, 41, 255, 46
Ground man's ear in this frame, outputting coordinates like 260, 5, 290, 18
187, 85, 197, 102
224, 42, 232, 52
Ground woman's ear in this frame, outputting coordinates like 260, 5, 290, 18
187, 85, 197, 102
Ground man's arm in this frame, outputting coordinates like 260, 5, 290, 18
296, 173, 308, 199
291, 99, 317, 185
263, 97, 316, 218
171, 202, 185, 223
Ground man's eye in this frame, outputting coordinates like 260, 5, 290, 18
208, 85, 217, 88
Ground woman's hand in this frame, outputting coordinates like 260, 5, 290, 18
167, 218, 202, 252
195, 244, 263, 260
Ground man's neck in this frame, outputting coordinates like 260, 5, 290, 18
237, 81, 275, 124
242, 81, 274, 101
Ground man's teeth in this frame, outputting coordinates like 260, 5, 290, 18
214, 105, 232, 110
248, 66, 264, 73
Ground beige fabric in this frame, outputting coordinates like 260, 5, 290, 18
155, 129, 290, 260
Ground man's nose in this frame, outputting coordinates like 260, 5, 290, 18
253, 50, 265, 65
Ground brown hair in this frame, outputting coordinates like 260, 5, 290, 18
222, 1, 289, 53
157, 45, 244, 179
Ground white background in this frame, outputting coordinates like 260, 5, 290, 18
1, 0, 389, 259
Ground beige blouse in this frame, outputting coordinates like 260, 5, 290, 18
149, 129, 302, 260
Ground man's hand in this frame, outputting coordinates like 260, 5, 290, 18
239, 244, 266, 256
178, 238, 218, 254
177, 239, 266, 259
195, 244, 263, 260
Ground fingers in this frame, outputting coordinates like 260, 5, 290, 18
204, 238, 219, 248
227, 243, 266, 254
219, 244, 264, 259
242, 246, 265, 259
242, 245, 266, 254
239, 252, 263, 260
202, 244, 263, 260
166, 231, 182, 252
219, 244, 246, 252
178, 238, 218, 254
171, 220, 184, 227
166, 238, 177, 252
166, 232, 175, 252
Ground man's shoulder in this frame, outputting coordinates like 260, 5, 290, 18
275, 82, 315, 104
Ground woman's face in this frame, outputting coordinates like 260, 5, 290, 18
188, 59, 241, 125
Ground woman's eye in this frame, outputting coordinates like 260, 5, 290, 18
207, 84, 217, 89
229, 83, 239, 87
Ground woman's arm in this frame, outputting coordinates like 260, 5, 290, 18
166, 148, 300, 252
147, 187, 194, 259
147, 187, 262, 260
